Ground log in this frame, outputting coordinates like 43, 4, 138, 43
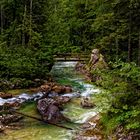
11, 110, 73, 130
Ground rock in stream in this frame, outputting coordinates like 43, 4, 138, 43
37, 97, 71, 123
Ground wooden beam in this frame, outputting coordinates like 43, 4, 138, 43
12, 110, 73, 130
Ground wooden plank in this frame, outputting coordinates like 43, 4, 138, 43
53, 53, 90, 62
54, 59, 87, 61
53, 53, 89, 57
54, 58, 89, 61
12, 110, 73, 130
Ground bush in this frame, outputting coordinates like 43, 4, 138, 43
92, 61, 140, 134
0, 45, 53, 89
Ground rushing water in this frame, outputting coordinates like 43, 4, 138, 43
0, 61, 100, 140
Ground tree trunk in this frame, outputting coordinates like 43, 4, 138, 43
128, 10, 131, 62
128, 29, 131, 62
29, 0, 33, 47
138, 31, 140, 66
115, 37, 119, 61
12, 110, 73, 130
0, 5, 3, 34
22, 5, 27, 46
85, 0, 88, 10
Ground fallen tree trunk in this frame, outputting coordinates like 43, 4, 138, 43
11, 110, 73, 130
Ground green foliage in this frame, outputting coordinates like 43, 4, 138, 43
0, 0, 140, 136
93, 61, 140, 134
1, 0, 140, 61
56, 78, 85, 91
0, 0, 54, 89
0, 45, 53, 89
101, 113, 120, 134
42, 0, 140, 63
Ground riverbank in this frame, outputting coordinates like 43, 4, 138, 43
1, 60, 139, 140
0, 61, 102, 140
88, 62, 140, 140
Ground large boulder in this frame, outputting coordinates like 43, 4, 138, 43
54, 96, 71, 104
63, 86, 73, 93
0, 92, 12, 99
75, 49, 108, 82
37, 98, 70, 123
41, 104, 67, 123
52, 85, 72, 94
39, 82, 73, 95
40, 84, 51, 93
88, 49, 108, 70
52, 85, 64, 94
81, 97, 95, 108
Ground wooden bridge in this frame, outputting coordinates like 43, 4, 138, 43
53, 53, 90, 62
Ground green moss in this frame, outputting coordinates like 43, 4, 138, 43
93, 61, 140, 135
56, 78, 85, 91
7, 89, 31, 95
20, 102, 39, 117
101, 114, 120, 135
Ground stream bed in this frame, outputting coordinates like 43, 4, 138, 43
0, 61, 100, 140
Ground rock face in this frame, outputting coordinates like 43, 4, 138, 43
88, 49, 108, 70
37, 98, 70, 123
75, 49, 108, 82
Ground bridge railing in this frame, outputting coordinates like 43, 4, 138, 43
53, 53, 90, 61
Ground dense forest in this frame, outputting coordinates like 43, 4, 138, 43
0, 0, 140, 139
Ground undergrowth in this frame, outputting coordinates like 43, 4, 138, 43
92, 61, 140, 136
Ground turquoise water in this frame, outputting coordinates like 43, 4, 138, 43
0, 61, 100, 140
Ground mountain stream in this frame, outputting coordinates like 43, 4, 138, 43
0, 61, 101, 140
